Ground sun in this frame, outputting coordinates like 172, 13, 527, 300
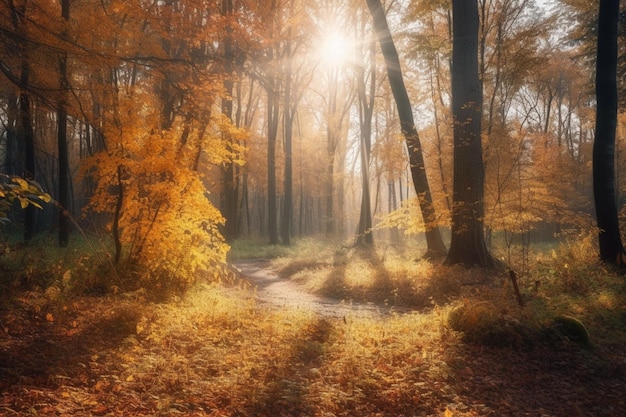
318, 30, 355, 68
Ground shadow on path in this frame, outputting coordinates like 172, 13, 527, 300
234, 258, 412, 318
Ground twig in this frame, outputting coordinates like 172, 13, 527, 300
509, 270, 525, 307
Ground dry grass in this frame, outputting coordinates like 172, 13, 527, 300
270, 242, 472, 310
1, 280, 469, 416
1, 237, 626, 416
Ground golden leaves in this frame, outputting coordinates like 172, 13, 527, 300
0, 175, 52, 222
83, 112, 230, 292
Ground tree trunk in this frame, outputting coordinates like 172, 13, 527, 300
365, 0, 447, 258
267, 75, 280, 245
21, 62, 36, 241
593, 0, 624, 263
355, 36, 375, 247
4, 94, 22, 176
57, 0, 70, 247
220, 0, 239, 243
281, 35, 294, 246
445, 0, 494, 268
9, 0, 37, 241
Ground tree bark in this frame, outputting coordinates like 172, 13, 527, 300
445, 0, 494, 267
20, 62, 36, 241
220, 0, 239, 243
281, 35, 294, 246
354, 36, 375, 247
57, 0, 70, 247
593, 0, 624, 263
365, 0, 447, 258
267, 72, 280, 245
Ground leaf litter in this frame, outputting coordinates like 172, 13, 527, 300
0, 263, 625, 417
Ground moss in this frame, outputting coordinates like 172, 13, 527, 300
448, 302, 534, 350
550, 315, 592, 348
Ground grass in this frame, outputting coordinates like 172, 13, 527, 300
253, 237, 626, 350
1, 235, 625, 416
227, 238, 294, 261
0, 232, 117, 297
267, 240, 481, 309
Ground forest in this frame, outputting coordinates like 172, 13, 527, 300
1, 0, 626, 415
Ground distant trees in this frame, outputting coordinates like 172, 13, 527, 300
0, 0, 622, 278
353, 13, 376, 248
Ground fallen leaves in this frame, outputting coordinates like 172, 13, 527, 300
0, 283, 625, 417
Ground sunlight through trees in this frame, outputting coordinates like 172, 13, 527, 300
0, 0, 624, 278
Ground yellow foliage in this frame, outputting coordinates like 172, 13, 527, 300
376, 197, 449, 235
83, 92, 232, 292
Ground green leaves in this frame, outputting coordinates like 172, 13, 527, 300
0, 175, 52, 224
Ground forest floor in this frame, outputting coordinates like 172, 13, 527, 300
1, 248, 626, 416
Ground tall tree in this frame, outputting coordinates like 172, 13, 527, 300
220, 0, 239, 243
267, 48, 280, 245
354, 33, 376, 247
593, 0, 625, 264
57, 0, 70, 247
445, 0, 494, 267
365, 0, 447, 258
4, 0, 38, 241
281, 30, 294, 246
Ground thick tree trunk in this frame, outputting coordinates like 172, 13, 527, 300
593, 0, 624, 263
445, 0, 494, 267
365, 0, 447, 258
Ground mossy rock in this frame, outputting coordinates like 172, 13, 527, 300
448, 302, 534, 350
549, 315, 592, 348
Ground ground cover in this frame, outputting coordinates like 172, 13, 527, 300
0, 237, 625, 416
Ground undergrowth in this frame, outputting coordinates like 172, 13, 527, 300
253, 237, 626, 350
0, 236, 625, 416
0, 233, 117, 298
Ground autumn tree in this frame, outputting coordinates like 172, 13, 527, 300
445, 0, 494, 267
279, 0, 314, 245
247, 0, 285, 244
79, 0, 233, 288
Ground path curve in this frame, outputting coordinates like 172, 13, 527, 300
233, 259, 412, 318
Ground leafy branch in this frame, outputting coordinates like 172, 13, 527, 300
0, 175, 52, 224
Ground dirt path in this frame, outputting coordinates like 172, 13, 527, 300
233, 259, 410, 318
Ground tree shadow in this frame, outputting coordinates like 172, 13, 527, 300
0, 301, 140, 394
237, 316, 334, 416
443, 340, 626, 416
317, 249, 350, 300
317, 246, 463, 311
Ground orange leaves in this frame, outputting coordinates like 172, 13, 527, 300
82, 103, 231, 291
